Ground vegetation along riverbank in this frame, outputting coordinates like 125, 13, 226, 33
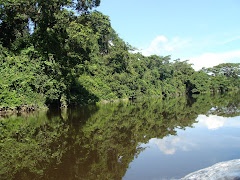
0, 0, 240, 112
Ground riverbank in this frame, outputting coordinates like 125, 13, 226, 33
1, 89, 239, 116
0, 104, 47, 115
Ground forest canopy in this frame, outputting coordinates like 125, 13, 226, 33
0, 0, 240, 109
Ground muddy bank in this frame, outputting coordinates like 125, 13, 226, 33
0, 104, 45, 115
99, 98, 129, 104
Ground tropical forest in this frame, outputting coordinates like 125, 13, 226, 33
0, 0, 240, 110
1, 1, 240, 179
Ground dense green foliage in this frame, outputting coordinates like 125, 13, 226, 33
0, 0, 239, 108
1, 92, 240, 179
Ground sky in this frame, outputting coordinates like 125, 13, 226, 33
97, 0, 240, 70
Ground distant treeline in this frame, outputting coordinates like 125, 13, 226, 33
0, 0, 240, 108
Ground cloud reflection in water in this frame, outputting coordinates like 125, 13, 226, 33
196, 115, 240, 130
149, 135, 196, 155
148, 115, 240, 155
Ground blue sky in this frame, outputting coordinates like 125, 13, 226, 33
97, 0, 240, 70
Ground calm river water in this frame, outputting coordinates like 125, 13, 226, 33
1, 92, 240, 180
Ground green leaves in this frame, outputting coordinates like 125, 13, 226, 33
203, 63, 240, 92
1, 0, 239, 109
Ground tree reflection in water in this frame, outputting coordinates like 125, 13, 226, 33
0, 92, 240, 180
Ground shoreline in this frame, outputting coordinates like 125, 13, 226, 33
0, 104, 47, 116
1, 90, 238, 116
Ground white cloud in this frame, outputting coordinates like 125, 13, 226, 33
195, 115, 240, 130
137, 35, 191, 57
196, 115, 227, 130
188, 50, 240, 70
151, 137, 179, 155
222, 35, 240, 45
134, 35, 240, 70
150, 135, 196, 155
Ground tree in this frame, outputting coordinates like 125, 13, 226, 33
187, 71, 210, 94
204, 63, 240, 91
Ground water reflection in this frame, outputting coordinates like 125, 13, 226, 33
142, 112, 240, 157
0, 92, 240, 180
197, 115, 227, 130
124, 93, 240, 180
150, 135, 196, 155
196, 115, 240, 130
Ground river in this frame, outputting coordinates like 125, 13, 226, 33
1, 92, 240, 180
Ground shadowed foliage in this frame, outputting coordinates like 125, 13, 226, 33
0, 1, 239, 109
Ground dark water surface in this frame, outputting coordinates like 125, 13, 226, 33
1, 92, 240, 180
